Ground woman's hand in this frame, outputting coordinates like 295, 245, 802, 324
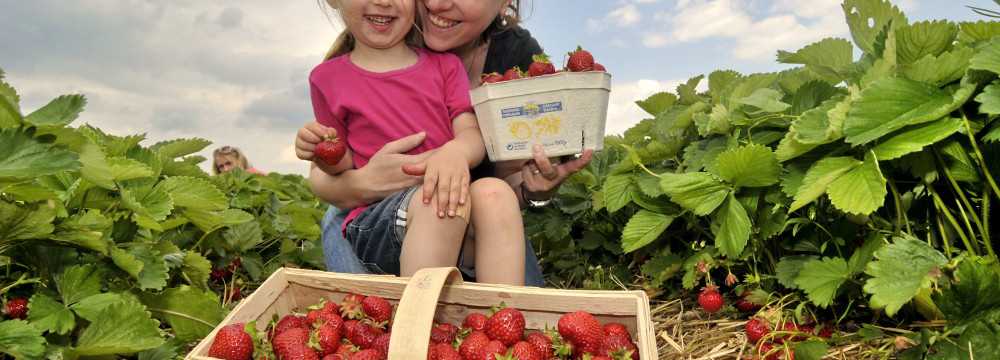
418, 143, 470, 218
520, 145, 594, 200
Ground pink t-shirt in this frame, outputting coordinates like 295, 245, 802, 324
309, 48, 474, 229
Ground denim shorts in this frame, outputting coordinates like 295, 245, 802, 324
345, 187, 418, 275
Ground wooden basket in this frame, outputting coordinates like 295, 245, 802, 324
187, 267, 657, 359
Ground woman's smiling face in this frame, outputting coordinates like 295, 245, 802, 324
419, 0, 508, 51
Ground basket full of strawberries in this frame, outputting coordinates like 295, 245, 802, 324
186, 267, 655, 360
470, 46, 610, 162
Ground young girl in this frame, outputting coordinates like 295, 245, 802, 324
295, 0, 525, 285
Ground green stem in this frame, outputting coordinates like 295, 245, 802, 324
888, 180, 911, 234
931, 188, 977, 255
937, 216, 953, 259
961, 113, 1000, 200
935, 150, 991, 255
147, 308, 217, 328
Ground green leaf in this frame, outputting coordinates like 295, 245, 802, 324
848, 233, 884, 275
902, 47, 974, 86
873, 117, 963, 161
895, 20, 958, 65
713, 144, 780, 188
844, 78, 971, 145
0, 129, 80, 180
26, 294, 75, 335
24, 95, 86, 127
791, 97, 848, 145
708, 70, 742, 102
958, 21, 1000, 45
635, 173, 664, 198
712, 193, 751, 258
789, 157, 862, 212
635, 92, 677, 116
789, 81, 842, 116
734, 88, 790, 113
603, 174, 634, 214
71, 293, 134, 322
863, 237, 948, 316
926, 320, 1000, 359
0, 320, 46, 360
777, 38, 853, 82
659, 172, 730, 216
111, 247, 144, 280
57, 265, 103, 305
221, 209, 255, 225
131, 246, 169, 291
149, 138, 212, 159
107, 157, 155, 181
223, 222, 264, 253
842, 0, 907, 55
138, 341, 181, 360
976, 81, 1000, 115
74, 300, 164, 355
970, 37, 1000, 75
621, 210, 675, 253
776, 256, 816, 288
986, 121, 1000, 143
121, 185, 174, 222
794, 257, 850, 308
676, 75, 704, 105
775, 131, 820, 162
141, 286, 223, 342
51, 210, 112, 255
0, 200, 56, 241
155, 176, 227, 211
183, 209, 223, 232
827, 152, 887, 216
78, 141, 116, 190
936, 257, 1000, 325
182, 251, 212, 290
694, 104, 732, 137
682, 137, 728, 173
794, 340, 830, 360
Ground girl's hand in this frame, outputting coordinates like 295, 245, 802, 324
295, 121, 336, 161
521, 145, 594, 199
420, 144, 470, 218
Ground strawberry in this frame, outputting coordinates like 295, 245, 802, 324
527, 54, 556, 77
314, 322, 343, 356
524, 332, 553, 360
281, 344, 321, 360
315, 133, 347, 167
370, 332, 391, 356
557, 311, 603, 356
226, 286, 244, 303
341, 294, 365, 320
350, 323, 382, 349
308, 309, 343, 329
459, 331, 490, 360
481, 72, 504, 84
464, 313, 489, 332
745, 318, 770, 344
208, 323, 254, 360
428, 343, 462, 360
486, 307, 525, 346
227, 257, 242, 272
212, 267, 232, 282
734, 291, 762, 312
601, 323, 630, 341
600, 333, 637, 360
816, 324, 835, 339
776, 322, 806, 344
271, 315, 309, 341
756, 342, 792, 360
566, 46, 595, 72
502, 67, 524, 81
343, 320, 361, 341
698, 284, 724, 313
331, 343, 357, 360
3, 297, 28, 320
480, 340, 506, 360
361, 296, 393, 325
430, 323, 459, 344
349, 349, 384, 360
592, 63, 606, 72
510, 341, 541, 360
273, 327, 312, 360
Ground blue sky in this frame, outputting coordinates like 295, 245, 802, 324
0, 1, 995, 175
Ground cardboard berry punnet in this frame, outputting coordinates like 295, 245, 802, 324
186, 267, 656, 359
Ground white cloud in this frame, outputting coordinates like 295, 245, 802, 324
610, 4, 641, 26
642, 33, 669, 48
604, 79, 683, 136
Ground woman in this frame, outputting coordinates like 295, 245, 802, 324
213, 146, 266, 175
311, 0, 593, 286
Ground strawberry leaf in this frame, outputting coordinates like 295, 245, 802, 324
789, 157, 862, 212
985, 121, 1000, 143
902, 46, 973, 87
0, 129, 80, 180
78, 141, 116, 189
775, 255, 818, 289
958, 21, 1000, 46
970, 37, 1000, 75
848, 233, 884, 276
872, 117, 962, 161
223, 221, 264, 253
120, 185, 174, 222
141, 286, 223, 342
895, 20, 958, 65
621, 210, 675, 253
734, 88, 790, 114
676, 75, 704, 105
27, 294, 75, 335
74, 299, 164, 355
71, 293, 135, 322
791, 96, 849, 145
778, 38, 853, 83
794, 257, 850, 308
694, 104, 732, 137
156, 176, 227, 211
712, 144, 781, 188
24, 94, 86, 127
842, 0, 907, 56
976, 81, 1000, 115
659, 172, 729, 216
935, 257, 1000, 327
827, 152, 887, 216
107, 157, 155, 181
57, 265, 104, 305
844, 78, 972, 146
635, 92, 677, 116
149, 138, 212, 159
712, 193, 751, 258
794, 340, 829, 360
775, 130, 820, 162
603, 174, 635, 214
863, 237, 948, 316
182, 251, 212, 290
51, 210, 113, 255
0, 320, 46, 360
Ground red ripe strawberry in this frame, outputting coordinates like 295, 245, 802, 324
273, 327, 312, 360
479, 340, 506, 360
331, 343, 356, 360
600, 333, 637, 360
208, 323, 254, 360
3, 297, 28, 320
227, 257, 242, 272
817, 324, 835, 339
464, 313, 489, 332
566, 46, 595, 72
756, 342, 792, 360
226, 286, 244, 303
745, 318, 770, 343
510, 341, 541, 360
459, 331, 490, 360
212, 267, 232, 282
486, 307, 525, 346
321, 301, 341, 316
341, 294, 365, 320
315, 134, 347, 166
271, 315, 309, 341
350, 323, 382, 349
349, 349, 384, 360
361, 296, 392, 325
343, 320, 360, 341
430, 323, 459, 344
588, 357, 611, 360
601, 323, 630, 341
524, 332, 553, 360
502, 67, 524, 81
481, 72, 504, 84
314, 322, 343, 356
527, 54, 556, 77
370, 332, 391, 356
698, 285, 724, 313
557, 311, 603, 356
428, 343, 462, 360
282, 344, 321, 360
735, 291, 762, 312
776, 322, 806, 344
592, 63, 606, 72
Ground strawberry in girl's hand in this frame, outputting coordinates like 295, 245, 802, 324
566, 46, 595, 72
208, 323, 254, 360
481, 72, 504, 84
527, 54, 556, 77
502, 67, 524, 81
315, 133, 347, 166
698, 284, 724, 313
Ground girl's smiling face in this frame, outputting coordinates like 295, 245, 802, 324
337, 0, 416, 51
419, 0, 508, 52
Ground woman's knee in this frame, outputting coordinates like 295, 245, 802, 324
469, 178, 516, 203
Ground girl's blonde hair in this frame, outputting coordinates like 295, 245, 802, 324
212, 145, 251, 175
320, 0, 425, 61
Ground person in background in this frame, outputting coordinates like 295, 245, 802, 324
212, 146, 266, 175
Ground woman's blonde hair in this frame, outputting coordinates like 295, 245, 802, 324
212, 145, 251, 175
320, 0, 425, 61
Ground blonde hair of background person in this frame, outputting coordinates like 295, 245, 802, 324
212, 146, 263, 175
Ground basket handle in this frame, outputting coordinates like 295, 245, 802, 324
387, 267, 463, 359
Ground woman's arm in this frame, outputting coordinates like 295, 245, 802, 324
501, 146, 594, 209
